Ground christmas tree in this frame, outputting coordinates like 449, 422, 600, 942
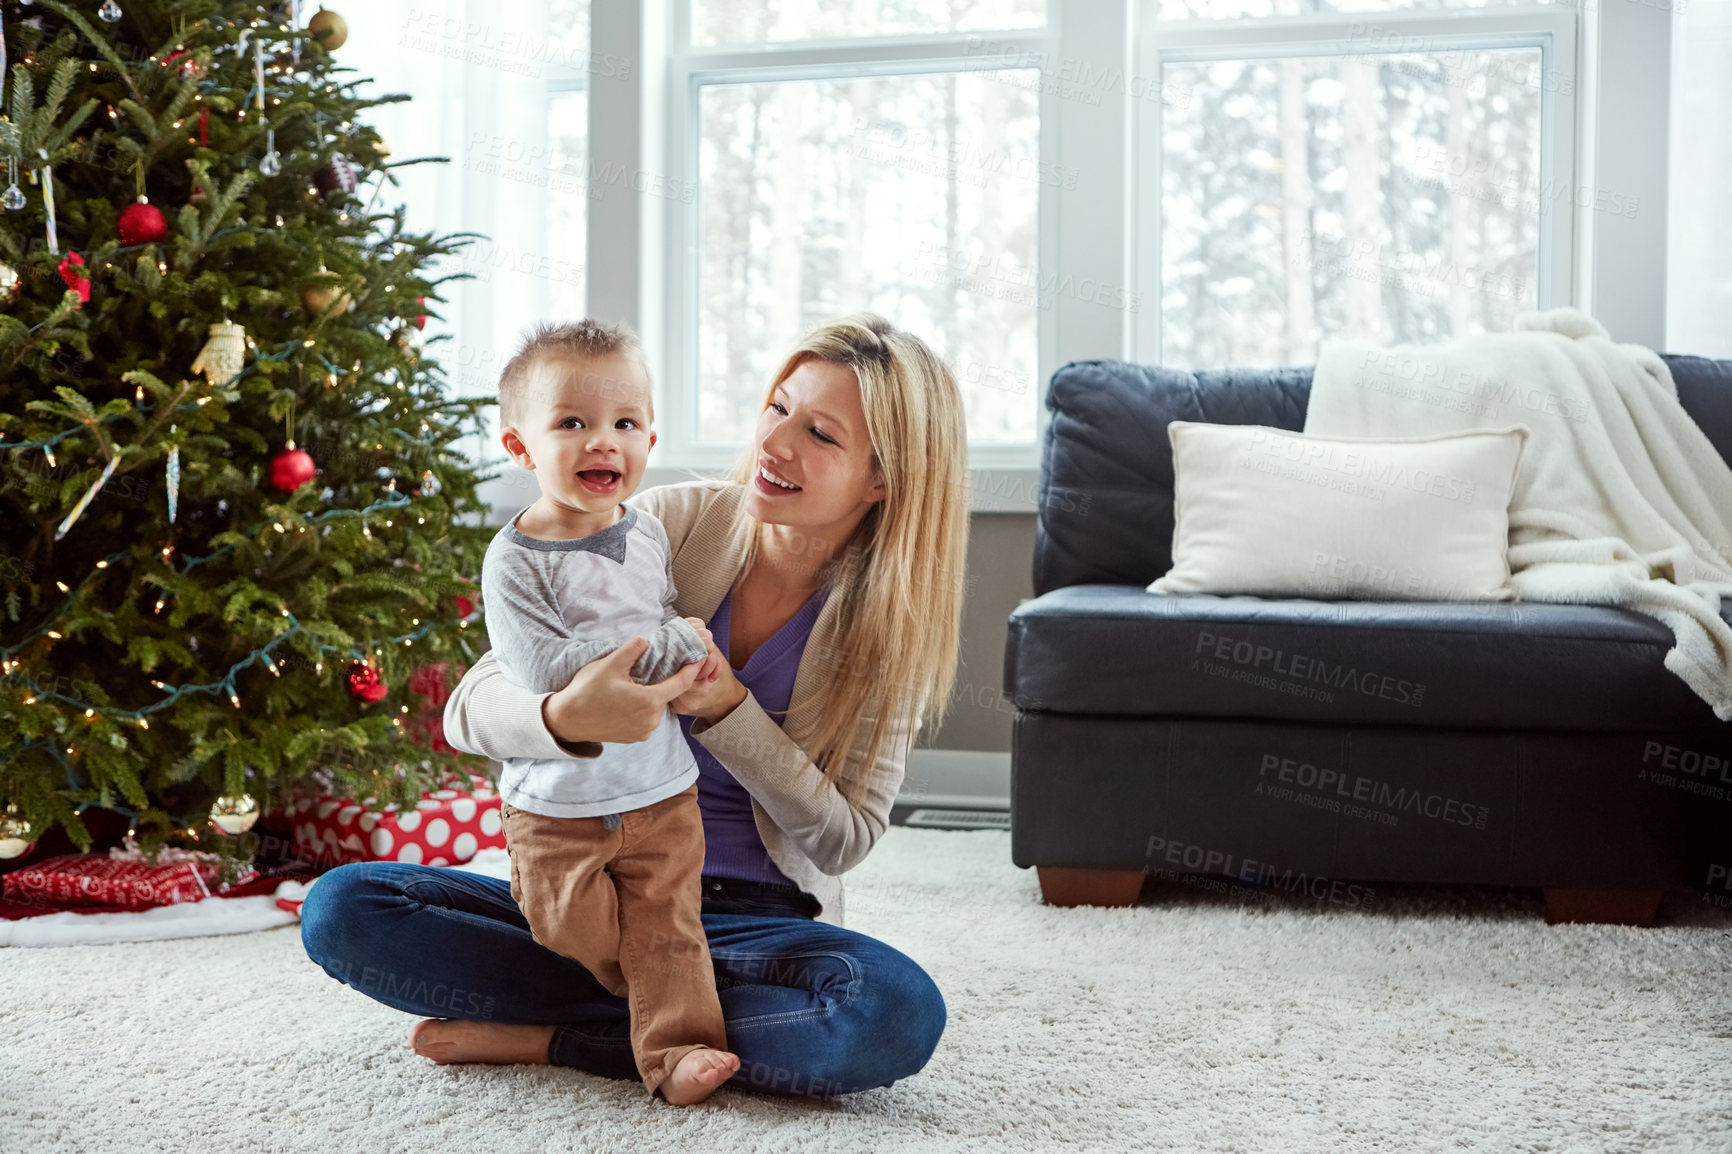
0, 0, 497, 864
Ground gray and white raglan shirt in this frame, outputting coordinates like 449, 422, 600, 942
480, 503, 710, 819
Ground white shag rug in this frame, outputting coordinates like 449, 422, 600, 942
3, 828, 1730, 1154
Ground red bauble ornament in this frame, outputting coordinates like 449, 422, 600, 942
270, 447, 317, 491
413, 296, 428, 330
58, 251, 91, 305
313, 153, 358, 198
347, 662, 388, 704
453, 593, 474, 618
118, 200, 170, 246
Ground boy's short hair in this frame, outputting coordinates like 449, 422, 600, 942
497, 319, 651, 430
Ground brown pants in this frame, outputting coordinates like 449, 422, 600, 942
501, 784, 727, 1098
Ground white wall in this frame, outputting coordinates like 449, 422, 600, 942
1667, 0, 1732, 358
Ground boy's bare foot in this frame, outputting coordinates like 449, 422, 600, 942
408, 1019, 555, 1065
659, 1047, 740, 1106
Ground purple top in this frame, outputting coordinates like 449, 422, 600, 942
679, 582, 830, 885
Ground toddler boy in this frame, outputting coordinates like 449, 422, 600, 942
482, 319, 738, 1106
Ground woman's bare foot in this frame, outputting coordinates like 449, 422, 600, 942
408, 1019, 555, 1066
659, 1047, 740, 1106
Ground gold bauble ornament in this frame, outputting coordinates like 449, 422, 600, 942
308, 8, 348, 51
302, 279, 355, 317
0, 803, 37, 860
208, 793, 260, 836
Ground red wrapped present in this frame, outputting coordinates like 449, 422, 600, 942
287, 770, 502, 868
1, 847, 256, 912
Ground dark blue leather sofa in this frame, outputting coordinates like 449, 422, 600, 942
1005, 355, 1732, 924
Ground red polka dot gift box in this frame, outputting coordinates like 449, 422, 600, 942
286, 772, 504, 869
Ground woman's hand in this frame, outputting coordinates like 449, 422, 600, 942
542, 636, 706, 746
669, 630, 749, 726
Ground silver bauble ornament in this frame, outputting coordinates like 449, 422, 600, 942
0, 804, 36, 860
208, 794, 260, 836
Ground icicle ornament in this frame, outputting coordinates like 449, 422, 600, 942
0, 6, 14, 147
166, 424, 180, 524
253, 41, 281, 174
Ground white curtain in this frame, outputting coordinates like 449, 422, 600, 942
340, 1, 580, 503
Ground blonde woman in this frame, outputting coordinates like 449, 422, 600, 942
299, 314, 969, 1099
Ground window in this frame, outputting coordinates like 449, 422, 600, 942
354, 1, 1670, 512
667, 1, 1056, 464
1137, 2, 1577, 369
693, 71, 1043, 444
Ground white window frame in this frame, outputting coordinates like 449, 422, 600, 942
575, 0, 1670, 514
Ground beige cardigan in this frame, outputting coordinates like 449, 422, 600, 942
442, 479, 920, 926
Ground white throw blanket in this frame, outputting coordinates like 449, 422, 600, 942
1305, 308, 1732, 721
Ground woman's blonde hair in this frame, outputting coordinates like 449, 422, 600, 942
725, 313, 969, 802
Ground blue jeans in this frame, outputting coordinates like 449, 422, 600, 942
298, 862, 947, 1098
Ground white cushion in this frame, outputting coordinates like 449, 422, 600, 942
1148, 421, 1529, 601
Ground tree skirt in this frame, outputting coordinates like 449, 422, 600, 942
2, 829, 1729, 1152
0, 892, 301, 948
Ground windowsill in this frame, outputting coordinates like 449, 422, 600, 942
475, 462, 1044, 523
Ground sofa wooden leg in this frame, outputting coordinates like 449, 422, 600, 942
1542, 888, 1664, 926
1038, 867, 1145, 907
